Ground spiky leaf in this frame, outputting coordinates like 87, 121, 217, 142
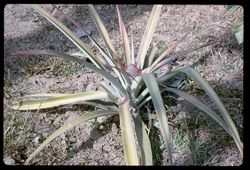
118, 96, 139, 165
142, 73, 173, 165
133, 113, 153, 165
11, 50, 128, 97
11, 91, 109, 110
180, 67, 243, 155
24, 110, 118, 164
137, 5, 162, 69
31, 5, 105, 70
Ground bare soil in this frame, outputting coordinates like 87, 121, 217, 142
4, 4, 243, 165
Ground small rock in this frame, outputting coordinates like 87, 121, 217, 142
171, 104, 182, 113
102, 145, 112, 152
60, 133, 66, 140
74, 28, 91, 38
3, 156, 16, 165
75, 139, 83, 148
99, 125, 104, 130
34, 135, 40, 144
111, 123, 118, 134
96, 116, 106, 124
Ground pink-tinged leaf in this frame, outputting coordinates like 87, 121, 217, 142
116, 5, 131, 67
131, 33, 135, 65
126, 64, 140, 79
58, 9, 127, 87
147, 32, 190, 72
150, 40, 220, 72
88, 5, 126, 71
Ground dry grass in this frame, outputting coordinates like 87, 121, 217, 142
4, 4, 243, 165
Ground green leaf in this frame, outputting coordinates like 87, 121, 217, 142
130, 76, 144, 98
142, 73, 173, 165
67, 150, 77, 158
24, 109, 118, 164
136, 69, 180, 105
11, 50, 128, 97
31, 5, 105, 70
136, 88, 150, 106
133, 113, 153, 165
163, 87, 231, 135
88, 5, 120, 65
137, 97, 152, 109
59, 11, 115, 68
137, 5, 162, 69
112, 67, 132, 91
147, 44, 158, 67
157, 70, 181, 83
226, 5, 241, 14
137, 87, 166, 109
88, 36, 117, 67
178, 66, 243, 156
59, 12, 128, 86
87, 5, 128, 87
22, 93, 117, 110
11, 91, 109, 110
235, 22, 243, 45
23, 93, 69, 98
118, 96, 139, 165
99, 81, 120, 100
74, 100, 117, 110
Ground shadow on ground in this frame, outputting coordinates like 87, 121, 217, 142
4, 4, 152, 80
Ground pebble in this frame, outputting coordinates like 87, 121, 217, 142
102, 145, 112, 152
3, 156, 16, 165
97, 116, 106, 124
34, 135, 40, 144
111, 123, 118, 134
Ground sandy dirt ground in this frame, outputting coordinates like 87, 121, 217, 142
4, 4, 243, 165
